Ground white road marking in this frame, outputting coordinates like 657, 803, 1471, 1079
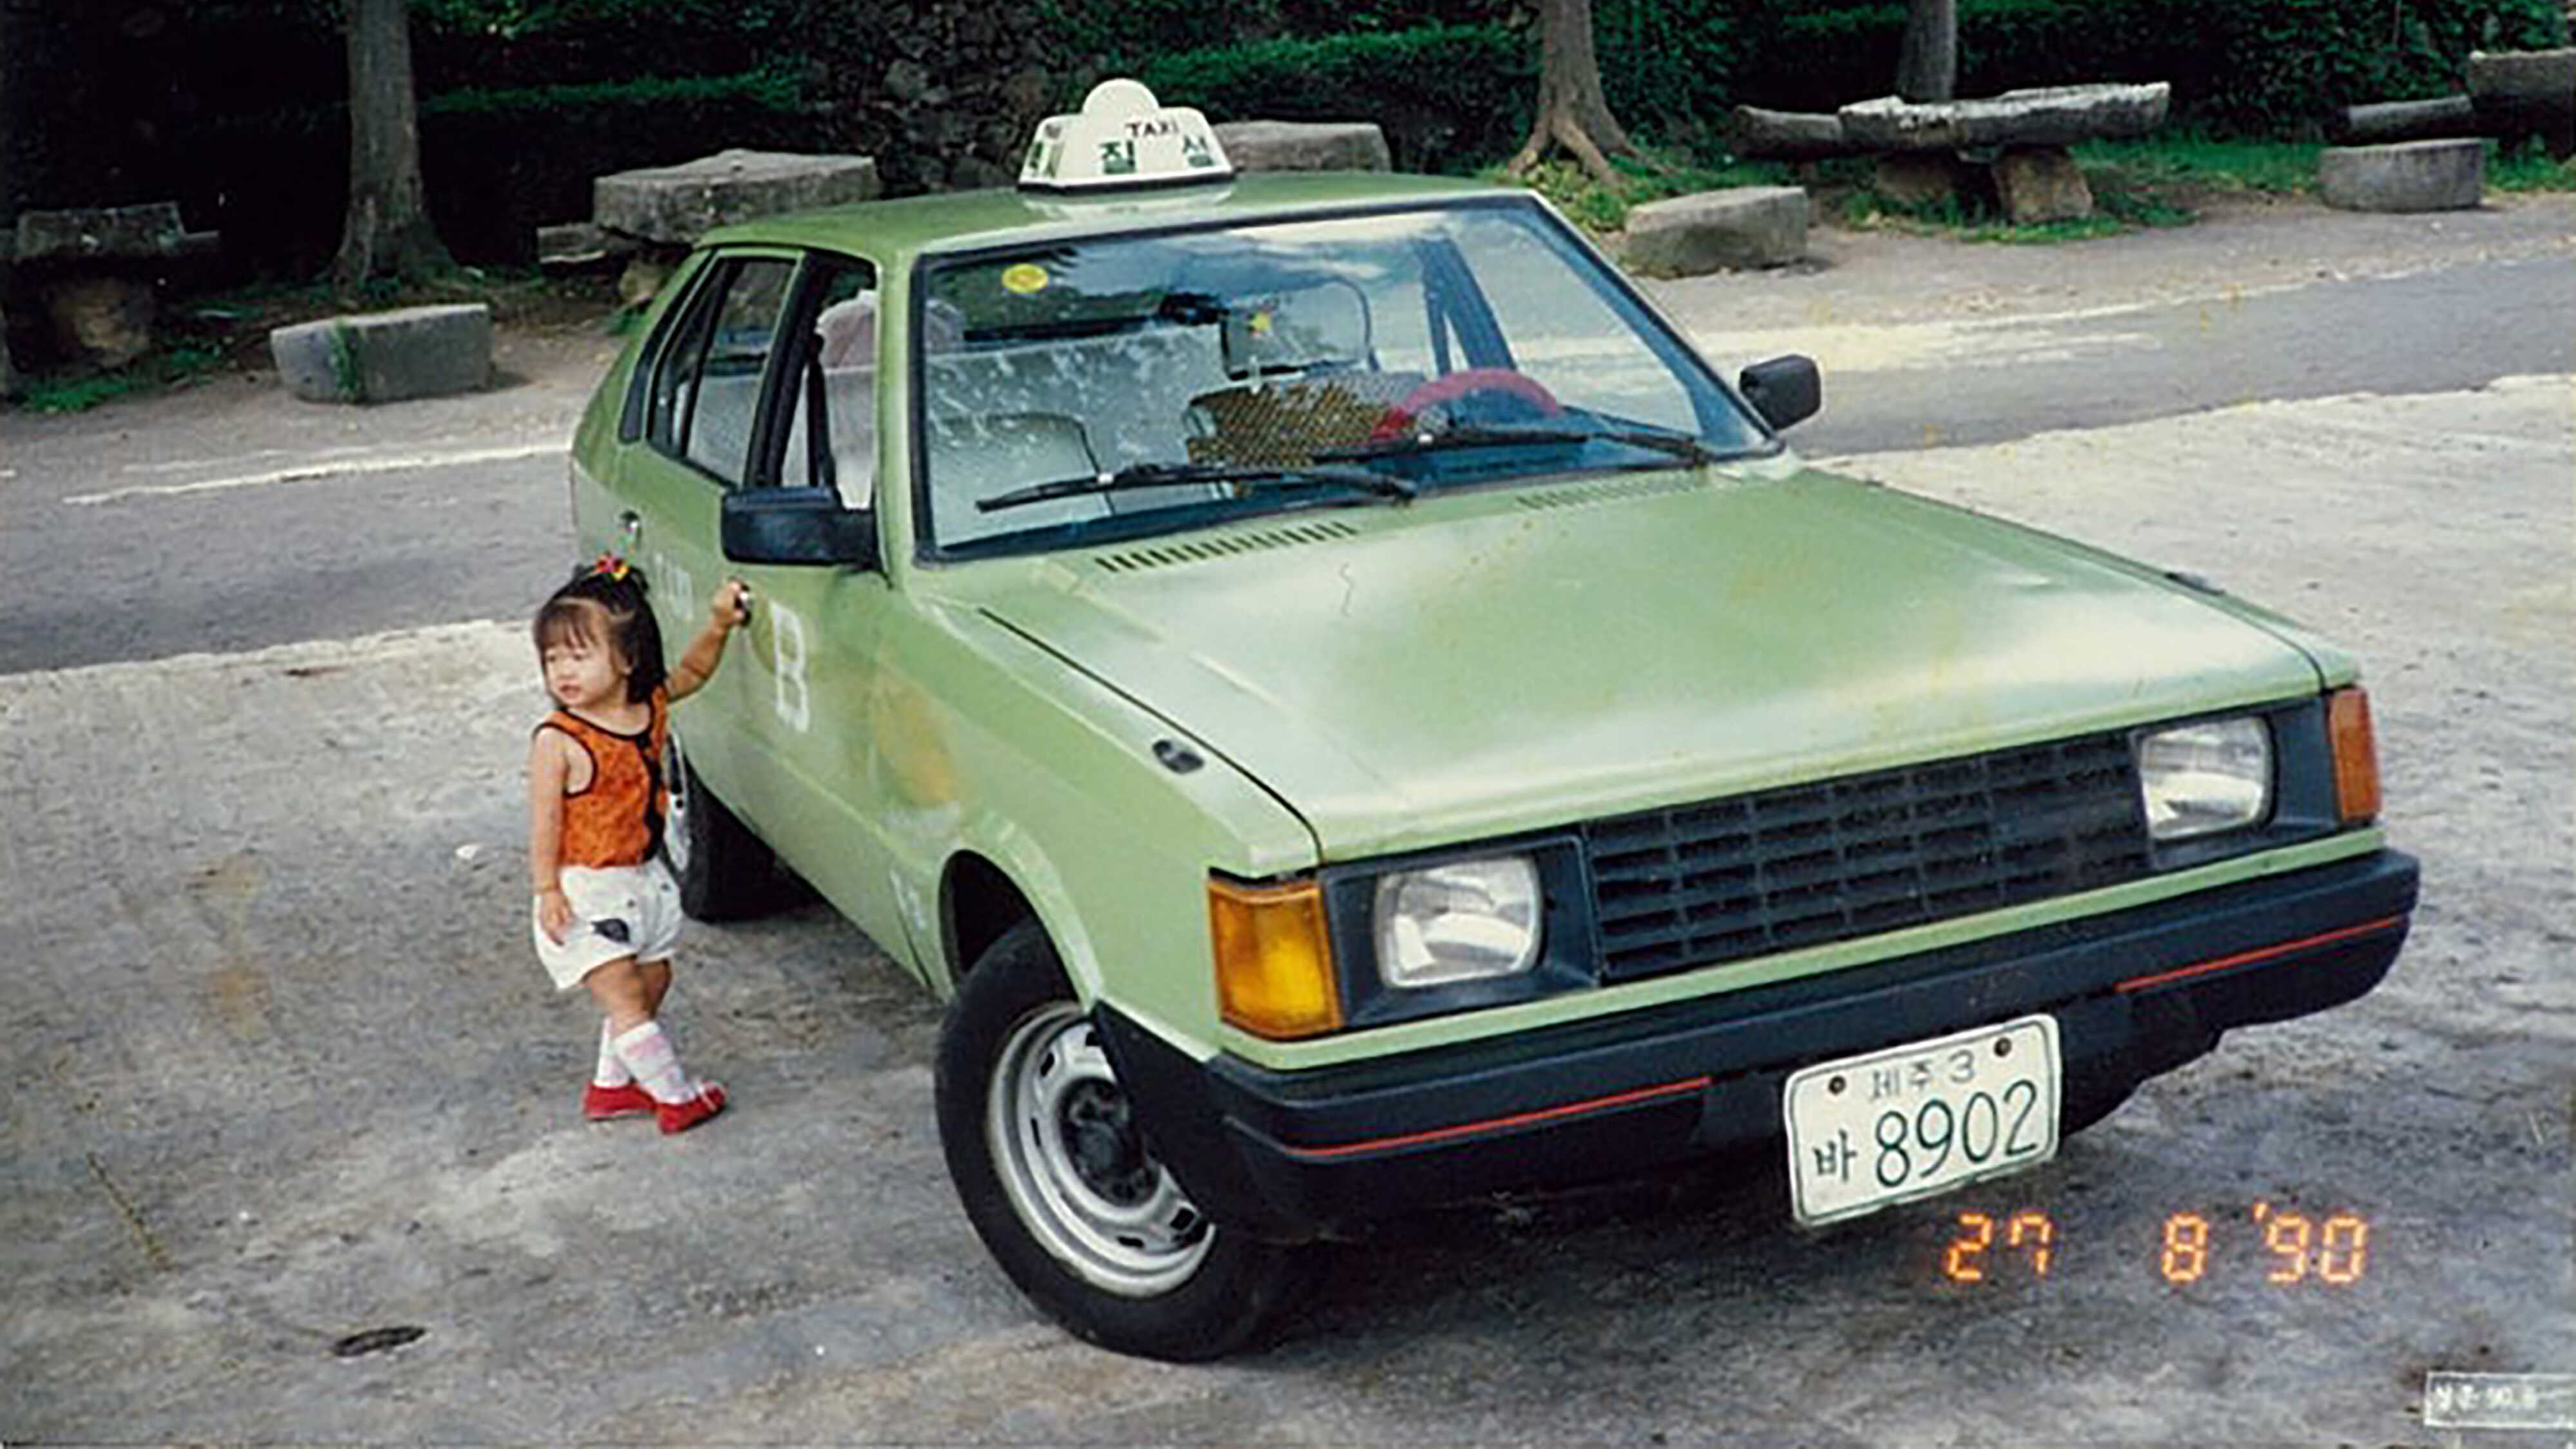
64, 441, 563, 506
119, 444, 397, 475
0, 618, 530, 687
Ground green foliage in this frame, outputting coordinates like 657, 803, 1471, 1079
1595, 0, 1743, 148
1269, 0, 1517, 34
1034, 0, 1517, 64
421, 67, 817, 262
2489, 138, 2576, 191
421, 67, 808, 119
415, 0, 809, 43
12, 344, 227, 416
2074, 133, 2325, 194
1036, 0, 1282, 66
1139, 24, 1533, 174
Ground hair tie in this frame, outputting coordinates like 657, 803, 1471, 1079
587, 551, 630, 582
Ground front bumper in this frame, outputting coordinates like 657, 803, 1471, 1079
1102, 849, 2416, 1240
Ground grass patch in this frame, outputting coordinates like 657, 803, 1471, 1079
2490, 138, 2576, 192
15, 343, 228, 414
2073, 133, 2323, 194
1509, 131, 2296, 245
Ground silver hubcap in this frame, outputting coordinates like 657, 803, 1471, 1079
986, 1001, 1213, 1296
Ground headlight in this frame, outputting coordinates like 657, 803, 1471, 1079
2137, 717, 2271, 840
1374, 855, 1542, 988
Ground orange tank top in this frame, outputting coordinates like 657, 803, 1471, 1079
542, 688, 668, 868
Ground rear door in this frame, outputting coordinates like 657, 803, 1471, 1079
583, 242, 934, 977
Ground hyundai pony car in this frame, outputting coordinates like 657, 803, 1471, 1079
565, 82, 2416, 1359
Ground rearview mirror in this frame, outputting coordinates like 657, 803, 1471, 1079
1738, 354, 1821, 432
722, 487, 879, 569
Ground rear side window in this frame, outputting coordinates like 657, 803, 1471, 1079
777, 261, 880, 507
640, 256, 799, 487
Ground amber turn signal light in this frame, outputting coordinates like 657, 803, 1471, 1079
1209, 876, 1341, 1039
2327, 686, 2381, 826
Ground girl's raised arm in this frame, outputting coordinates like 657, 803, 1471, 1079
668, 580, 750, 703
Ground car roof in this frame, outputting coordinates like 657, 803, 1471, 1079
699, 171, 1510, 261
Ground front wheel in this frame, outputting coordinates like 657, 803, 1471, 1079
934, 921, 1309, 1360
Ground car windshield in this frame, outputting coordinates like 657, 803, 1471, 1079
912, 198, 1770, 558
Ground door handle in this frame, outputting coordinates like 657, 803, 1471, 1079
618, 510, 643, 552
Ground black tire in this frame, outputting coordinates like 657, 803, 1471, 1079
663, 728, 775, 921
934, 920, 1310, 1361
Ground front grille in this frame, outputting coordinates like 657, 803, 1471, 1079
1582, 732, 2151, 981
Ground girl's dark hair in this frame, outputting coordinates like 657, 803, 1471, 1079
532, 562, 668, 703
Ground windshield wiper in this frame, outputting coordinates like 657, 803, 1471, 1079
978, 460, 1415, 513
1597, 428, 1722, 464
1316, 424, 1720, 464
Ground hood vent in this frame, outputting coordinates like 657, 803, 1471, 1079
1094, 520, 1361, 573
1515, 475, 1702, 513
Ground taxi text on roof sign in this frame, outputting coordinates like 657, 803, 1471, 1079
1019, 79, 1233, 193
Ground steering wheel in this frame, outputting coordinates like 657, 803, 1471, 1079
1370, 368, 1562, 441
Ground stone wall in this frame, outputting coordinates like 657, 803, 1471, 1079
799, 5, 1068, 196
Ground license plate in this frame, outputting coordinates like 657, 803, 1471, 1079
1784, 1015, 2061, 1227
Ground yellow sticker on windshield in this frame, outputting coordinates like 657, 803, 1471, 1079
1001, 263, 1050, 295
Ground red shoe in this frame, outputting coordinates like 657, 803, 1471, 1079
583, 1081, 657, 1121
657, 1081, 726, 1135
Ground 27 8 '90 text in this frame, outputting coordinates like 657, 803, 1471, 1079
1942, 1202, 2372, 1285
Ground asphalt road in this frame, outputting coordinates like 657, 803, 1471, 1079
3, 193, 2570, 1446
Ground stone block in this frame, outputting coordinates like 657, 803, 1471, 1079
1622, 186, 1809, 278
1211, 120, 1392, 173
2317, 139, 2485, 213
1841, 83, 2170, 152
536, 222, 630, 271
269, 303, 493, 404
14, 202, 189, 262
44, 275, 156, 370
1993, 146, 2094, 224
594, 150, 881, 247
2468, 48, 2576, 159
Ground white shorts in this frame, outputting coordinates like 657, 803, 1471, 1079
533, 861, 685, 992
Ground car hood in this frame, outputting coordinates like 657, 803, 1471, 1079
964, 468, 2325, 860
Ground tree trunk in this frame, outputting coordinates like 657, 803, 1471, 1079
1896, 0, 1958, 104
331, 0, 448, 292
1507, 0, 1640, 185
0, 0, 30, 392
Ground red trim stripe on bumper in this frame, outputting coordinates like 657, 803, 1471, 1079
2114, 914, 2409, 994
1277, 1075, 1712, 1162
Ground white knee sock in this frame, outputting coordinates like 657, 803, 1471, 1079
612, 1020, 695, 1104
594, 1018, 633, 1088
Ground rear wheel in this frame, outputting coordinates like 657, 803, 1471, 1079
663, 730, 775, 921
934, 920, 1309, 1360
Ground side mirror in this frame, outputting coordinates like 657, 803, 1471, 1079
722, 487, 879, 569
1738, 354, 1822, 433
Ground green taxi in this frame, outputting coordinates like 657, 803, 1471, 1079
567, 80, 2416, 1359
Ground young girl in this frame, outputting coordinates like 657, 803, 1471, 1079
528, 557, 749, 1134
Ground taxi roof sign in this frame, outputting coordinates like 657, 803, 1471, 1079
1019, 79, 1233, 193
